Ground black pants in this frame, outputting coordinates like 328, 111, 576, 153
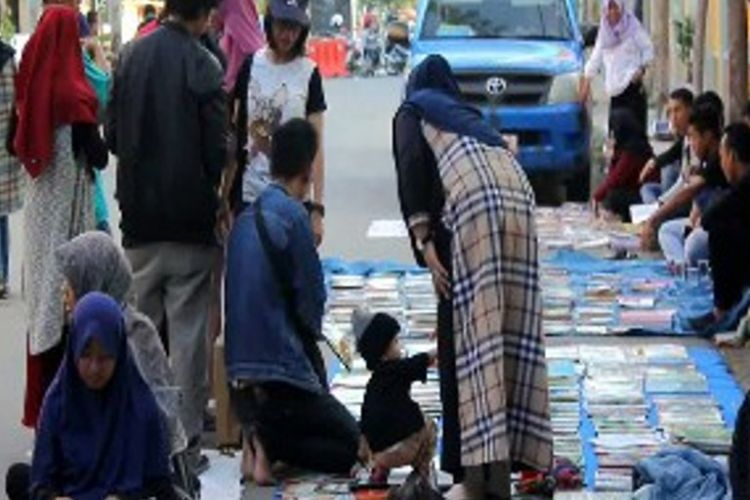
610, 82, 648, 133
230, 382, 360, 474
603, 188, 642, 223
437, 297, 464, 481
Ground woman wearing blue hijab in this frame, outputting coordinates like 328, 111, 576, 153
27, 292, 176, 500
393, 55, 552, 499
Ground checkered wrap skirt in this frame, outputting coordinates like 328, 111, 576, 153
423, 123, 552, 470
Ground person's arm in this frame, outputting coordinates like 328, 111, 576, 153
653, 139, 683, 170
199, 87, 228, 188
220, 56, 252, 208
580, 37, 603, 102
141, 410, 178, 500
288, 210, 326, 338
30, 398, 61, 500
306, 68, 327, 206
709, 218, 746, 313
105, 54, 121, 155
650, 175, 706, 226
634, 25, 655, 67
394, 108, 432, 237
393, 353, 431, 384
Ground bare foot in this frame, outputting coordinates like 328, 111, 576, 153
241, 438, 255, 481
252, 435, 275, 486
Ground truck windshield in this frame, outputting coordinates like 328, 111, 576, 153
420, 0, 573, 40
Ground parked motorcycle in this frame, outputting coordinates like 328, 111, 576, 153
384, 21, 410, 76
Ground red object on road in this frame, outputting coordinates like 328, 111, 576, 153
308, 37, 349, 78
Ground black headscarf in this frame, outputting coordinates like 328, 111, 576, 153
404, 55, 505, 147
610, 108, 652, 157
0, 41, 14, 70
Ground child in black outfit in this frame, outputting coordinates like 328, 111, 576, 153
352, 308, 438, 483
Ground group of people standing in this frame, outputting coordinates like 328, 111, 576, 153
0, 0, 556, 496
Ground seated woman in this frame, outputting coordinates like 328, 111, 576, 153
13, 292, 176, 500
225, 119, 361, 485
592, 109, 657, 222
54, 231, 187, 455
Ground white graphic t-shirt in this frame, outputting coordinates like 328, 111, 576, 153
242, 48, 325, 203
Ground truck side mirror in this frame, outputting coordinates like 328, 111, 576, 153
581, 23, 598, 48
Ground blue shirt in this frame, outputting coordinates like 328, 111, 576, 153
225, 184, 326, 393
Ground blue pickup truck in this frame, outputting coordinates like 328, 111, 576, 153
411, 0, 594, 199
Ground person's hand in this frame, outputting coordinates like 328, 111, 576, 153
428, 349, 438, 367
640, 220, 658, 250
639, 158, 657, 184
578, 76, 590, 105
716, 335, 745, 349
423, 242, 450, 300
590, 198, 600, 218
310, 210, 324, 247
215, 200, 233, 244
632, 67, 646, 84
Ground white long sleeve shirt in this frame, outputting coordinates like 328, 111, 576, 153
584, 27, 655, 97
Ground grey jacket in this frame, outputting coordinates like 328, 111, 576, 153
107, 22, 227, 247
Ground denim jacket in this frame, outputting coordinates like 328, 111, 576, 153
225, 184, 327, 393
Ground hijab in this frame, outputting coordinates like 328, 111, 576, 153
13, 6, 98, 178
55, 231, 189, 455
55, 231, 132, 303
31, 293, 170, 500
609, 108, 652, 158
219, 0, 264, 91
598, 0, 642, 49
404, 55, 505, 147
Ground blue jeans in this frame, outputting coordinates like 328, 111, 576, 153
640, 163, 682, 204
0, 216, 8, 285
658, 218, 709, 266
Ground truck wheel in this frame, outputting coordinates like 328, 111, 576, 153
566, 162, 591, 202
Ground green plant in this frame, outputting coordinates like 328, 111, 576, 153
674, 17, 694, 81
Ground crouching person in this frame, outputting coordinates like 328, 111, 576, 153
353, 308, 438, 484
225, 119, 361, 485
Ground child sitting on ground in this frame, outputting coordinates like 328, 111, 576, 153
352, 308, 438, 484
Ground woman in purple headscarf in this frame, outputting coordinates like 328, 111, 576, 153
27, 293, 176, 500
580, 0, 654, 131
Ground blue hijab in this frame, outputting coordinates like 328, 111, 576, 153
404, 54, 505, 147
31, 293, 170, 500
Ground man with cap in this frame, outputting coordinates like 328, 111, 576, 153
353, 307, 438, 483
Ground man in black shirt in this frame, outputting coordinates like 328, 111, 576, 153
107, 0, 227, 471
702, 123, 750, 326
639, 88, 694, 203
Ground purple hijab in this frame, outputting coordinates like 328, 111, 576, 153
598, 0, 642, 49
31, 293, 170, 500
219, 0, 264, 92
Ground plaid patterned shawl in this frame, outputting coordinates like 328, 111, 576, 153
423, 123, 552, 470
0, 58, 23, 216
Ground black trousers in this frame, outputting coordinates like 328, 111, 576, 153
437, 296, 464, 481
731, 391, 750, 499
230, 382, 360, 474
610, 81, 648, 133
603, 188, 642, 223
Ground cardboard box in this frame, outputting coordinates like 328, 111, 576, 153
213, 335, 242, 448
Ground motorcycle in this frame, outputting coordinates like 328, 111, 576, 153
384, 21, 410, 76
360, 29, 382, 77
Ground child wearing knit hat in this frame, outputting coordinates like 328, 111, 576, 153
352, 307, 438, 484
